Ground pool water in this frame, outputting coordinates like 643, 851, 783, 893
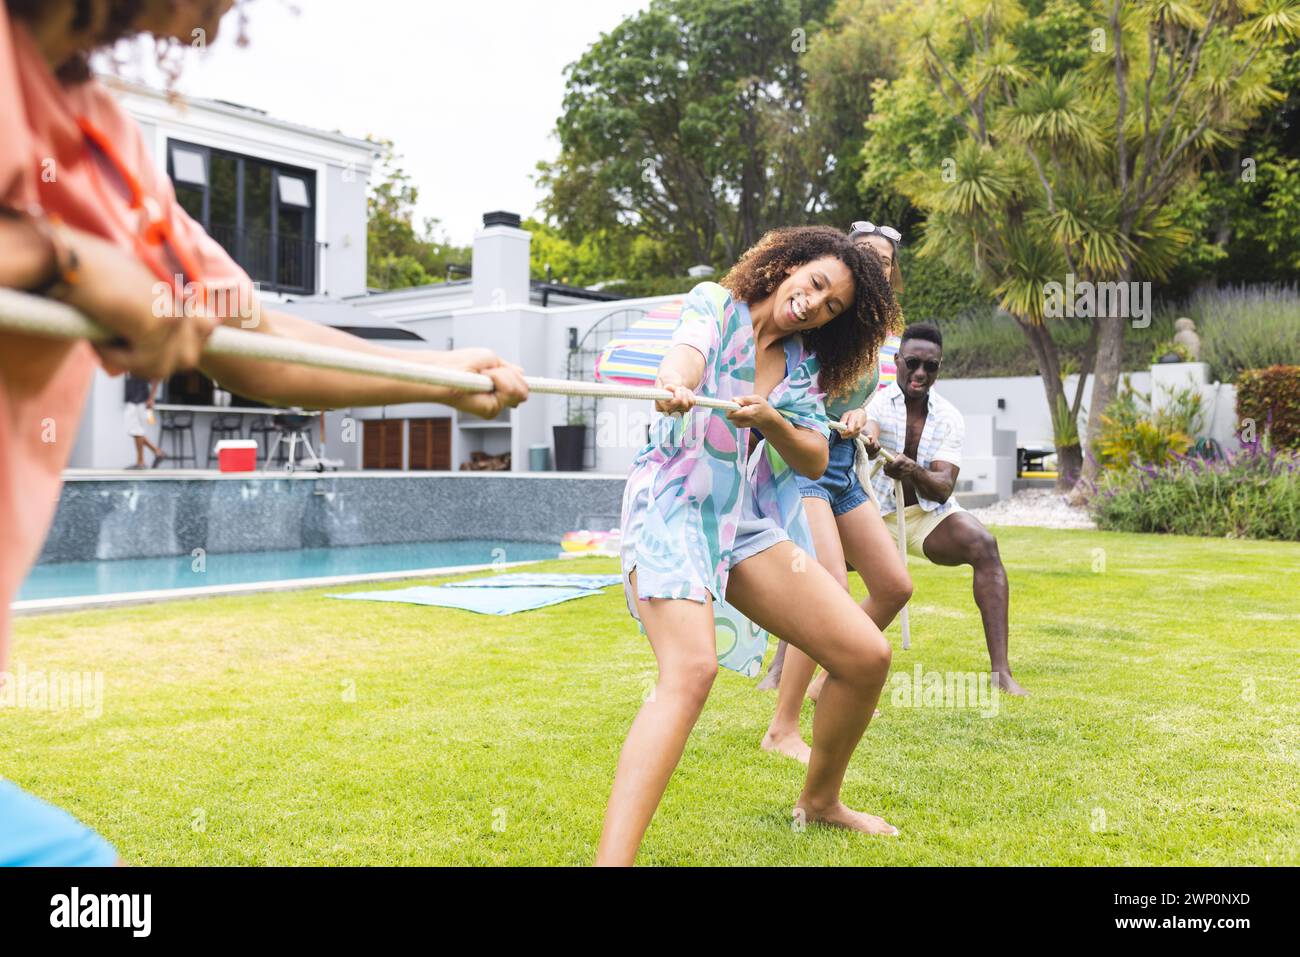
18, 540, 561, 602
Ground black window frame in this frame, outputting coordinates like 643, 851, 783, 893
167, 139, 318, 295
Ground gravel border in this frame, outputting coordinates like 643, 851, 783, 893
966, 489, 1097, 530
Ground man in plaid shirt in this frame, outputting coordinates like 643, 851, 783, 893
864, 323, 1028, 696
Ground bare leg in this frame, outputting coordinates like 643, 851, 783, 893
809, 499, 913, 702
761, 644, 815, 763
728, 542, 897, 834
922, 512, 1028, 696
761, 499, 844, 763
755, 640, 786, 690
137, 433, 165, 467
595, 569, 719, 865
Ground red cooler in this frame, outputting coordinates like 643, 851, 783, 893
215, 439, 258, 473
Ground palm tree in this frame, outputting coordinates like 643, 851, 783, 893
877, 0, 1300, 490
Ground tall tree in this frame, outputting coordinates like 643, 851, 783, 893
804, 0, 911, 223
538, 0, 899, 271
866, 0, 1299, 488
366, 139, 470, 291
1195, 42, 1300, 285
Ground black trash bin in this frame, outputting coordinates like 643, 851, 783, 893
552, 425, 586, 472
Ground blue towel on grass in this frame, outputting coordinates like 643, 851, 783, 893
327, 584, 604, 616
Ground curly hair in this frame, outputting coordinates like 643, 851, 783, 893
5, 1, 247, 86
721, 225, 901, 402
6, 1, 146, 82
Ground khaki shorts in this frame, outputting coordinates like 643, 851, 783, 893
123, 402, 148, 438
881, 501, 964, 558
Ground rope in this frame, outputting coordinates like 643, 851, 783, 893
0, 287, 889, 441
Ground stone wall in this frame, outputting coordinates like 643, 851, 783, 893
39, 473, 627, 564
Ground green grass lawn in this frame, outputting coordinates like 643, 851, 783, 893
4, 526, 1298, 865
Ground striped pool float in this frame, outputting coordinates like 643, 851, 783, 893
877, 334, 901, 391
593, 299, 685, 385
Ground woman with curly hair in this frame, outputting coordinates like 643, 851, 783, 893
600, 225, 901, 865
760, 221, 914, 763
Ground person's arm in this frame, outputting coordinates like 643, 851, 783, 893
0, 211, 217, 378
650, 342, 707, 415
199, 310, 528, 420
884, 455, 960, 503
838, 407, 868, 438
883, 411, 963, 502
861, 418, 883, 457
728, 399, 828, 478
0, 213, 527, 417
0, 215, 55, 289
147, 379, 159, 406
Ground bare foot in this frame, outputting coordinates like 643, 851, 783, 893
795, 799, 899, 835
761, 729, 811, 764
993, 671, 1029, 696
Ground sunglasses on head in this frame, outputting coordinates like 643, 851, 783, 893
902, 356, 941, 374
849, 221, 902, 246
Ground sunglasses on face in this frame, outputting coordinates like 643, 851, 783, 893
902, 356, 941, 374
849, 221, 903, 246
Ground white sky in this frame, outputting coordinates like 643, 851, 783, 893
126, 0, 650, 246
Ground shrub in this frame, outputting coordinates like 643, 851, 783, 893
1095, 382, 1203, 472
932, 307, 1034, 377
1236, 365, 1300, 450
1150, 339, 1193, 365
1088, 438, 1300, 541
896, 247, 992, 326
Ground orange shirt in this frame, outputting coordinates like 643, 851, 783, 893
0, 10, 255, 668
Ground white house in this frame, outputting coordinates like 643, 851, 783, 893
68, 79, 678, 476
78, 79, 1243, 497
68, 78, 382, 470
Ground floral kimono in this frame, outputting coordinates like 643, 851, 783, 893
619, 282, 829, 674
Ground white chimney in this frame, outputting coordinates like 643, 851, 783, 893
471, 211, 531, 307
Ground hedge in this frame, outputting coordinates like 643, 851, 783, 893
1236, 365, 1300, 450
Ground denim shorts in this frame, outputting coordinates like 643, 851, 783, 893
729, 481, 789, 565
796, 432, 870, 516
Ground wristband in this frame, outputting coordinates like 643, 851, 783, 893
0, 204, 81, 299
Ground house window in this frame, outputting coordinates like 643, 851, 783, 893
172, 147, 206, 187
167, 140, 317, 294
278, 174, 310, 207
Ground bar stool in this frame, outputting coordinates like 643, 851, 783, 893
159, 411, 197, 468
206, 413, 245, 468
247, 415, 277, 464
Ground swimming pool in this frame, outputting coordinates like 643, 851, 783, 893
18, 540, 561, 603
